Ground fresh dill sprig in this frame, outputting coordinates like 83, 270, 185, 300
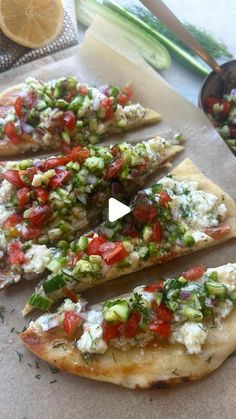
130, 293, 150, 324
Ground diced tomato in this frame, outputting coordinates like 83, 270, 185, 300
14, 96, 24, 118
8, 241, 25, 265
4, 122, 21, 144
21, 226, 42, 239
118, 312, 141, 338
3, 170, 25, 188
87, 236, 107, 256
111, 146, 121, 158
144, 281, 164, 293
220, 100, 231, 117
34, 188, 49, 204
63, 311, 82, 337
101, 98, 114, 120
79, 85, 88, 96
60, 111, 76, 131
104, 158, 124, 180
63, 289, 78, 303
17, 187, 31, 209
68, 146, 90, 163
103, 320, 120, 340
43, 156, 68, 171
4, 213, 23, 228
29, 205, 52, 227
121, 222, 138, 238
151, 221, 163, 243
159, 191, 172, 206
204, 97, 219, 114
138, 156, 150, 173
205, 224, 230, 239
183, 265, 206, 281
133, 203, 158, 224
156, 304, 173, 322
149, 320, 171, 337
118, 86, 133, 106
100, 242, 128, 265
49, 169, 71, 190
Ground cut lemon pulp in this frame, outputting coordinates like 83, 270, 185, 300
0, 0, 64, 48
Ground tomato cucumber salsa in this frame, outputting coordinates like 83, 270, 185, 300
24, 173, 229, 313
0, 76, 146, 149
205, 90, 236, 154
0, 139, 164, 244
32, 263, 236, 355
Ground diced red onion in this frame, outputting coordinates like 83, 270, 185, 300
20, 121, 35, 134
57, 165, 67, 171
205, 297, 216, 307
180, 290, 191, 300
99, 85, 110, 96
230, 88, 236, 96
77, 193, 87, 205
34, 160, 44, 171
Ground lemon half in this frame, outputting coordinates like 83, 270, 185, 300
0, 0, 64, 48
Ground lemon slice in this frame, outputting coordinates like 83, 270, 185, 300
0, 0, 64, 48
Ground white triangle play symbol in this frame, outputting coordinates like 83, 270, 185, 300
108, 198, 131, 222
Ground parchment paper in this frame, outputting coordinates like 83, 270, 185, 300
0, 17, 236, 419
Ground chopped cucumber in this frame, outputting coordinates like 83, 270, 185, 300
205, 281, 227, 298
43, 273, 68, 294
183, 232, 195, 247
117, 257, 131, 268
84, 157, 105, 173
28, 293, 53, 311
181, 306, 203, 322
103, 300, 130, 322
78, 236, 88, 250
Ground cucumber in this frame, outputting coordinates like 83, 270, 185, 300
43, 273, 68, 294
205, 281, 227, 298
28, 293, 54, 311
183, 232, 195, 247
76, 0, 210, 75
76, 0, 171, 71
103, 300, 130, 322
181, 306, 203, 322
149, 242, 158, 257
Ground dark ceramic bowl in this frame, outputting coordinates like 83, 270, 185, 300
198, 59, 236, 154
198, 59, 236, 111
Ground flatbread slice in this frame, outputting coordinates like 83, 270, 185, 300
23, 158, 236, 315
0, 137, 183, 290
0, 77, 161, 156
21, 262, 236, 389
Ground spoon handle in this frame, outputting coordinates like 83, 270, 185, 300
140, 0, 223, 74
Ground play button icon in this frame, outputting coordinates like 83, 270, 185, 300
108, 198, 131, 222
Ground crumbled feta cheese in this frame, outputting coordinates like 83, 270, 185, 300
192, 231, 213, 244
213, 299, 233, 322
129, 251, 140, 269
77, 310, 107, 354
0, 204, 13, 225
172, 322, 208, 354
23, 244, 53, 274
207, 263, 236, 292
145, 137, 166, 157
0, 180, 15, 203
156, 177, 226, 230
0, 232, 7, 250
34, 313, 60, 332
